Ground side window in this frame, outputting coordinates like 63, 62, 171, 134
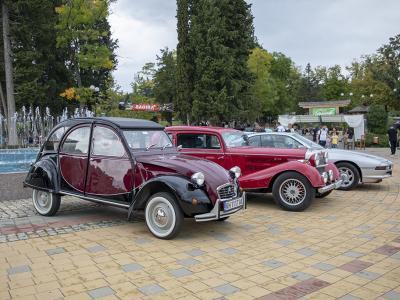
271, 135, 302, 149
44, 127, 66, 151
206, 134, 221, 149
261, 135, 274, 147
61, 126, 90, 155
248, 136, 261, 147
177, 133, 221, 149
177, 133, 205, 149
92, 126, 126, 157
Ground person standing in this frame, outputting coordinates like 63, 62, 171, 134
388, 125, 398, 155
331, 130, 339, 148
276, 122, 285, 132
318, 125, 328, 148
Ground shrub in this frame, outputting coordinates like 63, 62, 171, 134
367, 105, 388, 134
365, 132, 389, 148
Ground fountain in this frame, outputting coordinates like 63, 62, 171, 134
0, 106, 93, 174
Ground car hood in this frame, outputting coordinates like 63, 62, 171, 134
326, 149, 392, 165
135, 152, 233, 197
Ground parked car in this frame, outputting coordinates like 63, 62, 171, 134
246, 132, 393, 190
166, 126, 342, 211
24, 117, 245, 239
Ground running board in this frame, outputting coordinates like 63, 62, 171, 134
59, 191, 130, 209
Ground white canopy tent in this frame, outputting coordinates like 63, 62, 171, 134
278, 114, 365, 140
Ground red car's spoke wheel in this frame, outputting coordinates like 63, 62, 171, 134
272, 172, 314, 211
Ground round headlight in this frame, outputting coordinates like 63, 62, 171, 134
322, 172, 328, 183
191, 172, 205, 186
229, 166, 241, 178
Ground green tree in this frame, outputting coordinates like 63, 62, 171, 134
367, 104, 388, 134
319, 65, 348, 100
190, 0, 256, 124
55, 0, 117, 107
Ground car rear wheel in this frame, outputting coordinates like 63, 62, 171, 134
336, 162, 360, 190
316, 190, 333, 198
145, 192, 183, 239
272, 172, 314, 211
32, 189, 61, 216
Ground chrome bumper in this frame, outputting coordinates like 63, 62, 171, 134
194, 192, 246, 222
317, 180, 343, 194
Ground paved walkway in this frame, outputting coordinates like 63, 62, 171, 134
0, 149, 399, 299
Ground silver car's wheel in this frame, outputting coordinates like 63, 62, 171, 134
32, 189, 61, 216
145, 193, 183, 239
336, 162, 360, 191
279, 178, 306, 206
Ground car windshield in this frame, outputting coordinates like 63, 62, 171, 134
292, 133, 323, 149
123, 130, 173, 150
221, 131, 249, 148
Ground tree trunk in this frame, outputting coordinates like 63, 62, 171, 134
0, 81, 7, 118
2, 0, 17, 145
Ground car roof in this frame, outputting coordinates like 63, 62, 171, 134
247, 132, 295, 136
166, 126, 240, 133
56, 117, 164, 130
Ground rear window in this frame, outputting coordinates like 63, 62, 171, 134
43, 127, 67, 151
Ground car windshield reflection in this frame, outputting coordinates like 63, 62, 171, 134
123, 130, 173, 151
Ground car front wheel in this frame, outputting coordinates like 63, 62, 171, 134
32, 189, 61, 216
145, 192, 183, 239
272, 172, 314, 211
336, 162, 360, 190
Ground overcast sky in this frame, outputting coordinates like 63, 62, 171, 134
109, 0, 400, 92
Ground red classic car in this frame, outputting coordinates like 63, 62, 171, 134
24, 118, 245, 239
166, 126, 342, 211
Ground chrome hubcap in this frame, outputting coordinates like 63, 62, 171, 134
339, 167, 354, 187
154, 207, 168, 227
33, 190, 52, 214
279, 179, 306, 205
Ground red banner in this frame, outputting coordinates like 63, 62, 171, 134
131, 103, 160, 112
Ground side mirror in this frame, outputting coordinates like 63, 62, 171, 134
177, 145, 182, 151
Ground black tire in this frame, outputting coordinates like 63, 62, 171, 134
316, 190, 333, 198
145, 192, 183, 239
32, 189, 61, 216
336, 162, 360, 191
272, 172, 315, 211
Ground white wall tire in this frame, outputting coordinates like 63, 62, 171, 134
145, 192, 183, 239
32, 189, 61, 216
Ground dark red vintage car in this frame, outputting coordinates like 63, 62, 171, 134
24, 118, 245, 239
166, 126, 342, 211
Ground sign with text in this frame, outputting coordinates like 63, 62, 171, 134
131, 103, 160, 112
311, 107, 336, 116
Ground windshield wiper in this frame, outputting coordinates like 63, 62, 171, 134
162, 143, 172, 150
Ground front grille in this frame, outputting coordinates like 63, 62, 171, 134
217, 183, 237, 200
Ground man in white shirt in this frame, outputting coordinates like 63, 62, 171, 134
276, 122, 285, 132
318, 125, 328, 147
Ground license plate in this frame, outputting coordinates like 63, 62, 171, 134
223, 197, 244, 211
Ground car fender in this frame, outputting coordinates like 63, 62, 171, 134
24, 155, 59, 193
239, 160, 325, 190
129, 175, 213, 218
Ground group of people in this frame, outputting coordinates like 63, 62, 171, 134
274, 122, 354, 149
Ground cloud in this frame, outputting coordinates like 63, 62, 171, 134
110, 0, 400, 91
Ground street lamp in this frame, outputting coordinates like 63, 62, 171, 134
349, 92, 353, 96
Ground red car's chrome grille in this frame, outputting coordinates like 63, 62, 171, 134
217, 183, 237, 200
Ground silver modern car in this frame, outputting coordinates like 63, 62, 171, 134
247, 132, 393, 190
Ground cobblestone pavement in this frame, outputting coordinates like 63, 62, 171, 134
0, 148, 399, 299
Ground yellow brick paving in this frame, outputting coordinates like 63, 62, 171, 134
1, 156, 400, 299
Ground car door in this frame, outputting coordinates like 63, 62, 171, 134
59, 125, 91, 193
85, 125, 133, 202
177, 132, 225, 165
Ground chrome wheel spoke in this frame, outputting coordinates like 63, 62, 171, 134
279, 179, 307, 205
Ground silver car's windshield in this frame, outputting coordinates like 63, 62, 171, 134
123, 130, 173, 150
221, 131, 249, 148
292, 133, 323, 150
